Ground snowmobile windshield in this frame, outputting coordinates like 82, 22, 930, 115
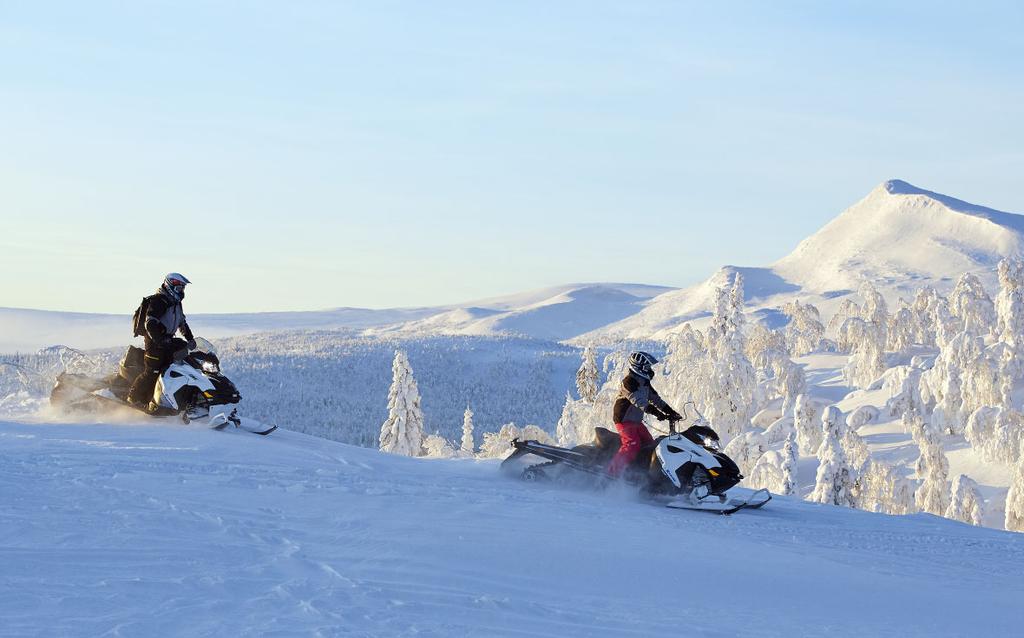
191, 337, 217, 356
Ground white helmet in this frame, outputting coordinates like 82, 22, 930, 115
629, 351, 658, 380
161, 273, 191, 302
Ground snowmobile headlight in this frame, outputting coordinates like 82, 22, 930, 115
703, 436, 720, 450
201, 360, 219, 374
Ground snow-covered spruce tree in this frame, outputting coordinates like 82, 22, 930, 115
911, 416, 951, 516
841, 317, 885, 389
697, 274, 757, 440
922, 332, 995, 435
746, 323, 787, 376
860, 281, 889, 349
964, 405, 1000, 456
771, 354, 806, 416
945, 474, 985, 526
995, 257, 1024, 346
911, 286, 941, 347
933, 298, 961, 349
724, 429, 768, 477
749, 431, 799, 496
882, 365, 923, 419
575, 345, 600, 403
810, 406, 856, 507
782, 300, 825, 356
780, 431, 798, 496
661, 324, 707, 409
555, 392, 586, 446
855, 460, 915, 515
422, 433, 456, 459
1006, 458, 1024, 532
887, 302, 916, 353
479, 423, 553, 459
793, 393, 823, 455
949, 273, 995, 337
987, 409, 1024, 465
379, 349, 425, 457
827, 298, 861, 347
460, 406, 475, 456
843, 428, 871, 473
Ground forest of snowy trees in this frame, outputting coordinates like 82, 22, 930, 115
547, 260, 1024, 532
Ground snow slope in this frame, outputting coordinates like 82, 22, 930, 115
2, 417, 1021, 637
370, 284, 673, 341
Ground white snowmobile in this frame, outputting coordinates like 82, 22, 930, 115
50, 337, 275, 435
502, 406, 769, 514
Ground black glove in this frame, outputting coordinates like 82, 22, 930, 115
187, 338, 197, 350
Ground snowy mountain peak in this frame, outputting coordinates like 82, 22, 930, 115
772, 180, 1024, 294
579, 181, 1024, 341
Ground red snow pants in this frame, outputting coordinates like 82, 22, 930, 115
607, 421, 654, 477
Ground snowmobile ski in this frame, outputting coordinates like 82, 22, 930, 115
244, 424, 278, 436
665, 488, 771, 515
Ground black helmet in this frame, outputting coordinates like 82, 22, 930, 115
161, 273, 191, 302
629, 351, 658, 379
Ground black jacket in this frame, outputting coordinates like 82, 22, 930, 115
612, 372, 680, 424
143, 292, 194, 346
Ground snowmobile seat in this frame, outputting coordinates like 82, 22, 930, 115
592, 427, 621, 450
119, 345, 146, 381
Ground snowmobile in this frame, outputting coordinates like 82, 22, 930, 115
50, 337, 275, 435
501, 405, 769, 514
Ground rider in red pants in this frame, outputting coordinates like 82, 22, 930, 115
608, 351, 682, 478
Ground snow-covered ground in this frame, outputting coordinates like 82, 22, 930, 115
3, 416, 1022, 637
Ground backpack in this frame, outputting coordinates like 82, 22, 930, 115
132, 296, 154, 337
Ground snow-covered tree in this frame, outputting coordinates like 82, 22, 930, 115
746, 324, 787, 375
848, 405, 880, 430
911, 286, 941, 347
555, 393, 587, 446
945, 474, 984, 526
661, 324, 706, 409
996, 258, 1024, 347
782, 300, 825, 356
575, 345, 600, 403
697, 274, 758, 440
780, 431, 799, 496
479, 423, 554, 459
379, 350, 425, 456
887, 303, 916, 353
911, 416, 950, 516
1006, 458, 1024, 532
810, 406, 856, 507
422, 433, 457, 458
460, 406, 476, 455
949, 273, 995, 337
772, 355, 806, 416
967, 408, 1024, 465
842, 317, 885, 389
923, 332, 996, 434
884, 365, 925, 418
747, 434, 797, 496
860, 282, 889, 347
855, 460, 915, 515
793, 394, 823, 455
828, 298, 861, 344
843, 428, 871, 472
724, 429, 768, 476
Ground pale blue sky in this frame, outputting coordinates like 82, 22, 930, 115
2, 1, 1022, 313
